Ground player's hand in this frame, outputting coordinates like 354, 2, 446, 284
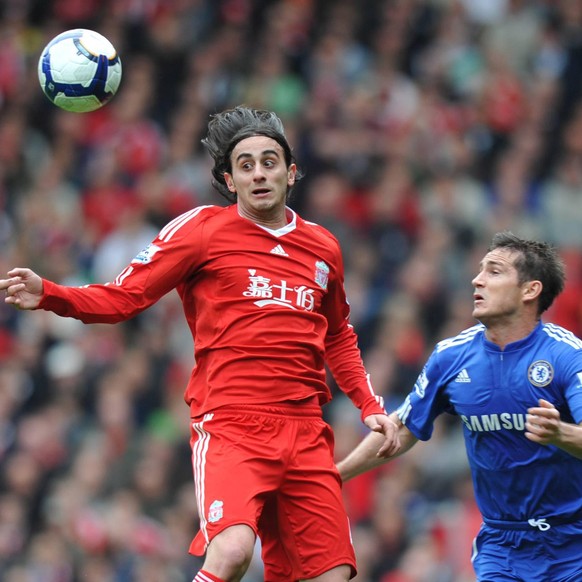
363, 413, 401, 458
0, 268, 44, 310
525, 399, 561, 445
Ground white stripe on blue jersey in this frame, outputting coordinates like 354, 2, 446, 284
436, 324, 484, 353
543, 322, 582, 350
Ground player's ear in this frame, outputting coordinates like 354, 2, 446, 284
523, 280, 542, 302
287, 164, 297, 187
224, 173, 236, 193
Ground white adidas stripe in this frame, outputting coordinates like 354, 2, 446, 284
543, 323, 582, 350
397, 395, 412, 424
191, 413, 214, 551
365, 373, 385, 411
437, 325, 484, 352
114, 265, 134, 286
159, 205, 213, 242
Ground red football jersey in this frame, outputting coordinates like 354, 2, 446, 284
40, 205, 384, 419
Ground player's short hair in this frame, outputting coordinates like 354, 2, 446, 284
489, 231, 566, 315
202, 106, 302, 203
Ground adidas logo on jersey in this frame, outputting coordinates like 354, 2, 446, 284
454, 369, 471, 383
270, 244, 288, 256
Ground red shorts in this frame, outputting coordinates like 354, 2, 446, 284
189, 403, 357, 580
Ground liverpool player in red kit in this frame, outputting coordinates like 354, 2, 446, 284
1, 107, 400, 581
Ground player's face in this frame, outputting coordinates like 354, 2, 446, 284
471, 249, 527, 325
224, 135, 296, 227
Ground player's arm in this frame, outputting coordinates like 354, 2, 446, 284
324, 296, 398, 456
1, 265, 162, 320
320, 235, 407, 456
319, 241, 405, 464
321, 245, 384, 417
2, 207, 210, 323
2, 262, 171, 322
337, 412, 418, 481
525, 399, 582, 460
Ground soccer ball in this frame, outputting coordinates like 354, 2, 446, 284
38, 29, 122, 113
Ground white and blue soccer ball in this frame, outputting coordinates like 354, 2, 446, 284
38, 29, 122, 113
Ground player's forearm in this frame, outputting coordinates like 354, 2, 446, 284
337, 418, 418, 482
337, 431, 388, 481
556, 422, 582, 460
40, 279, 148, 323
325, 332, 386, 418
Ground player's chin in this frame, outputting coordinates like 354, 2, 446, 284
253, 197, 280, 212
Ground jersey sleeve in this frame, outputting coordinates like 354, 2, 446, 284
561, 351, 582, 425
396, 349, 450, 440
39, 206, 212, 324
321, 240, 385, 421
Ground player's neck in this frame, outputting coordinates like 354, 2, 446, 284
237, 204, 289, 230
483, 317, 540, 349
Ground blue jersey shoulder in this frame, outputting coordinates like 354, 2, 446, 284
435, 324, 485, 354
541, 322, 582, 351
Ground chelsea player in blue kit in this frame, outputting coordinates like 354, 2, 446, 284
337, 232, 582, 582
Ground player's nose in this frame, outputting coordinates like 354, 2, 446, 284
252, 166, 267, 181
471, 272, 483, 287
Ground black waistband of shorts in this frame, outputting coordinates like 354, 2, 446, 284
483, 512, 582, 531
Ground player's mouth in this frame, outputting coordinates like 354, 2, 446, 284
252, 188, 272, 197
473, 293, 484, 304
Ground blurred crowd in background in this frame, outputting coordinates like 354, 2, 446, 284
1, 0, 582, 580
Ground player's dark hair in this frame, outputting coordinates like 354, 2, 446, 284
489, 231, 566, 315
202, 106, 303, 203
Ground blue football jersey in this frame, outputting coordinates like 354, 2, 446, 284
397, 322, 582, 522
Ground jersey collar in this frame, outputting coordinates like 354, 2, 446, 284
255, 207, 297, 238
